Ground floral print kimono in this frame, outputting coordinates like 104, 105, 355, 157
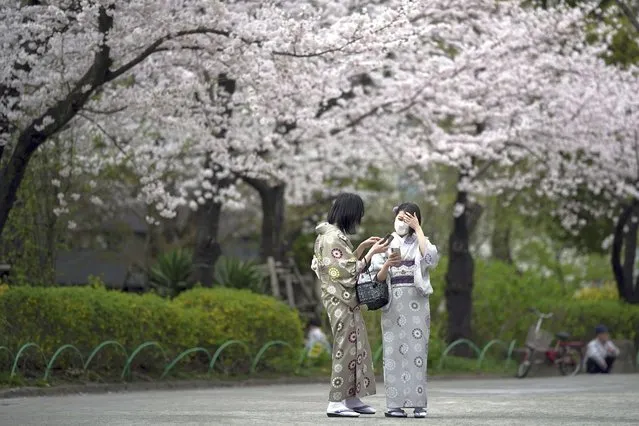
311, 222, 376, 402
370, 232, 438, 410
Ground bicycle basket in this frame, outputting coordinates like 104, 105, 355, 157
525, 327, 554, 350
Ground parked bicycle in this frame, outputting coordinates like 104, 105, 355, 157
516, 307, 584, 378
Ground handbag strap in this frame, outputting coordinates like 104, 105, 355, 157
357, 257, 377, 285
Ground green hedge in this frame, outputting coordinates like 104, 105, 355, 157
527, 299, 639, 344
430, 258, 639, 346
361, 258, 639, 351
173, 287, 304, 353
0, 286, 303, 375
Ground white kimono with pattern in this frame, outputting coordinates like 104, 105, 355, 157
370, 232, 439, 409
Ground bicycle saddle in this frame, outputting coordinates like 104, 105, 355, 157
555, 331, 571, 340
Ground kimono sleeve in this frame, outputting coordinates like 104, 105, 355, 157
419, 239, 439, 270
369, 252, 386, 275
322, 233, 363, 288
414, 239, 439, 297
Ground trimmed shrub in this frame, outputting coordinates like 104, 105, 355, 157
467, 260, 638, 346
532, 299, 639, 345
173, 287, 304, 372
0, 286, 303, 376
468, 259, 572, 343
410, 257, 637, 349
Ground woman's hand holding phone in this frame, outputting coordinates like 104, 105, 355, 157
369, 238, 390, 255
387, 249, 402, 266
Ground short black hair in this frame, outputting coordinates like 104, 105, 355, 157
327, 193, 365, 234
395, 202, 421, 235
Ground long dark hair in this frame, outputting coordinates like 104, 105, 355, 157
395, 202, 421, 236
327, 193, 365, 234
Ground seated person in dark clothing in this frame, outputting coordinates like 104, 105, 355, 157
585, 325, 620, 374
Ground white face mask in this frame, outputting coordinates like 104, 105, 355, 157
394, 219, 409, 236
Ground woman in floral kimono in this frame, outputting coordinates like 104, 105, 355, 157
370, 202, 439, 418
311, 193, 391, 418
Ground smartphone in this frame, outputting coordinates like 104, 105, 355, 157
391, 247, 401, 257
382, 233, 394, 245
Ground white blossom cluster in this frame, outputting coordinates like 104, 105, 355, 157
1, 0, 636, 233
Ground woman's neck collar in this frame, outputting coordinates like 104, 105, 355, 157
394, 232, 416, 243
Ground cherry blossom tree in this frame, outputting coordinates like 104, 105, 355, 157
37, 0, 417, 283
312, 0, 615, 344
518, 56, 639, 302
0, 0, 411, 249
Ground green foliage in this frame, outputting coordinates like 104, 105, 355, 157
469, 259, 572, 342
525, 299, 639, 346
505, 183, 616, 256
0, 145, 66, 286
174, 287, 304, 372
213, 256, 266, 294
149, 248, 194, 298
291, 233, 316, 274
606, 24, 639, 66
457, 258, 639, 346
300, 344, 332, 372
87, 275, 107, 289
0, 286, 302, 375
425, 320, 446, 368
573, 282, 619, 301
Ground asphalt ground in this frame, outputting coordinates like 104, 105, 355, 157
1, 374, 637, 425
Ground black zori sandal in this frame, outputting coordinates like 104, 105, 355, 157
414, 408, 427, 418
327, 409, 360, 418
350, 405, 376, 414
384, 408, 408, 418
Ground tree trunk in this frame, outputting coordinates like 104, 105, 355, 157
192, 199, 223, 287
189, 72, 236, 286
611, 200, 639, 303
491, 198, 513, 264
0, 131, 42, 240
445, 179, 483, 355
0, 6, 115, 239
244, 178, 286, 262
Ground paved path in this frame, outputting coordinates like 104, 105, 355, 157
1, 375, 638, 425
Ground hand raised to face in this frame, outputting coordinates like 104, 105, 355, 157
400, 211, 420, 231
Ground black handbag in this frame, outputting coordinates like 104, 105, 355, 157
356, 262, 389, 310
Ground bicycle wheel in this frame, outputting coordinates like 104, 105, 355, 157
558, 346, 582, 376
516, 348, 534, 378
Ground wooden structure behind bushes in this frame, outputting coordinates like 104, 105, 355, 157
261, 256, 322, 323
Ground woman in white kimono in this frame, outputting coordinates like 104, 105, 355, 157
370, 202, 439, 418
312, 193, 391, 418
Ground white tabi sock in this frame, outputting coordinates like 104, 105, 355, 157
344, 397, 365, 408
327, 401, 347, 412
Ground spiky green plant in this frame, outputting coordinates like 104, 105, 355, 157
214, 256, 266, 294
148, 248, 194, 298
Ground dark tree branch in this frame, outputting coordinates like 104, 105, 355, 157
105, 27, 232, 82
77, 112, 128, 156
82, 105, 128, 115
611, 199, 639, 302
0, 5, 115, 234
614, 0, 639, 32
272, 19, 399, 58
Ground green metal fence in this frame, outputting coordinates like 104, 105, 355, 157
0, 339, 297, 381
1, 337, 636, 383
